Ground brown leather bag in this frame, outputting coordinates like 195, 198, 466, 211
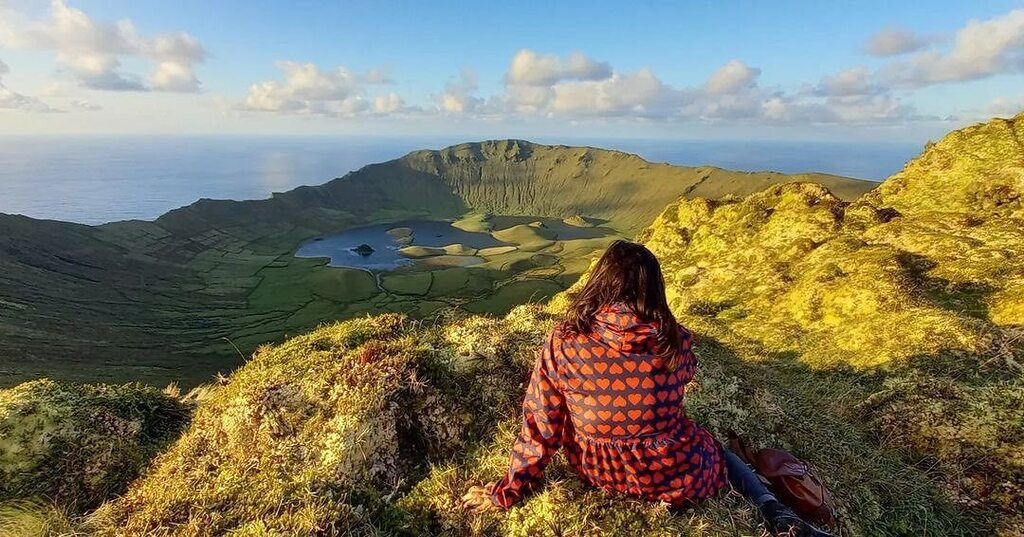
729, 433, 838, 531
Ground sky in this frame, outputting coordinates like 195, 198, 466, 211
1, 0, 1023, 141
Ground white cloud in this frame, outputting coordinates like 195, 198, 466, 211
504, 84, 553, 113
804, 67, 916, 123
762, 96, 835, 123
0, 0, 206, 92
496, 50, 693, 118
986, 96, 1024, 117
0, 59, 57, 112
437, 66, 483, 114
505, 50, 611, 86
363, 67, 393, 84
697, 91, 764, 120
703, 60, 761, 94
373, 93, 403, 114
814, 67, 880, 96
70, 98, 100, 111
824, 94, 915, 122
865, 26, 927, 56
436, 50, 925, 125
550, 68, 688, 117
148, 33, 205, 91
237, 61, 407, 117
880, 9, 1024, 87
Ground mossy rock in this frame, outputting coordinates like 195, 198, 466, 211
0, 380, 190, 511
86, 311, 547, 536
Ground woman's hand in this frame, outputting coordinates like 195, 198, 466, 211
461, 482, 499, 512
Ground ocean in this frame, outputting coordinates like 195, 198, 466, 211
0, 136, 920, 225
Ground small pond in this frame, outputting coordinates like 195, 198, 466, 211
295, 219, 506, 270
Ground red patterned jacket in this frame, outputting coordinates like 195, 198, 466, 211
491, 303, 728, 508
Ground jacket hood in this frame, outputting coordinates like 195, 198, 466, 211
591, 303, 660, 354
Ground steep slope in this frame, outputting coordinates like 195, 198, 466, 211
0, 141, 871, 388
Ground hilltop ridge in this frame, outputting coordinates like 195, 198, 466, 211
400, 139, 872, 233
867, 111, 1024, 218
149, 139, 872, 237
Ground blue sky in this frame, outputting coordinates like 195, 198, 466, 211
1, 0, 1023, 141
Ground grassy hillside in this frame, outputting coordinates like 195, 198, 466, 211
636, 113, 1024, 533
0, 141, 870, 388
2, 116, 1021, 535
0, 307, 976, 536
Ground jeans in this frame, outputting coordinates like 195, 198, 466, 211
722, 447, 776, 507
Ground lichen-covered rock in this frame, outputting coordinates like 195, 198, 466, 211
644, 182, 987, 368
866, 112, 1024, 220
0, 380, 190, 510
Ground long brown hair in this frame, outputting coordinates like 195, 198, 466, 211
561, 240, 683, 370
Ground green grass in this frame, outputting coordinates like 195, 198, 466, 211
0, 500, 82, 537
463, 280, 565, 314
491, 223, 557, 248
399, 245, 449, 258
308, 267, 379, 303
382, 271, 434, 296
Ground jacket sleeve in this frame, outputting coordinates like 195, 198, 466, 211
490, 334, 566, 508
677, 327, 698, 384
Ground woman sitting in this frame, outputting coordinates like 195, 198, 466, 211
462, 240, 832, 537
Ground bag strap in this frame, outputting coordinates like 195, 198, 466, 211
726, 430, 759, 466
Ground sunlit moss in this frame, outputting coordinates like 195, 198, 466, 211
0, 380, 190, 512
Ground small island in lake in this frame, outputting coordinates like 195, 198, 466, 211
351, 243, 375, 256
